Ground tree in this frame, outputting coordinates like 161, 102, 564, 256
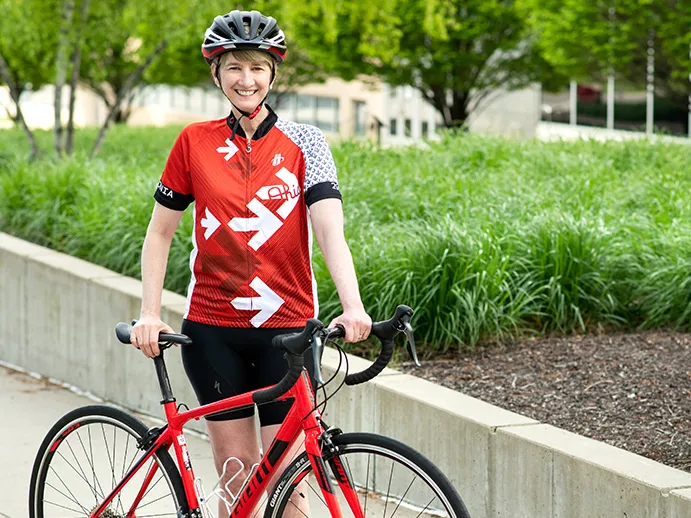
283, 0, 566, 127
518, 0, 691, 124
144, 0, 329, 111
0, 0, 59, 158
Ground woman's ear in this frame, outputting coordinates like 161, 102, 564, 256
210, 63, 220, 88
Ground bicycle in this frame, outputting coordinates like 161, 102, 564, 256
29, 305, 471, 518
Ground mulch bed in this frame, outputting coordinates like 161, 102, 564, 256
399, 330, 691, 471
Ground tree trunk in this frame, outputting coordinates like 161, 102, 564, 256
0, 53, 40, 160
65, 0, 91, 155
449, 92, 470, 129
90, 39, 167, 159
54, 0, 75, 156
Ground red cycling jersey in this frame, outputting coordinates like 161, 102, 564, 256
154, 107, 342, 328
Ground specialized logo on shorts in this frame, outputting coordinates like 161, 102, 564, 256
229, 167, 300, 250
217, 138, 239, 161
271, 153, 285, 166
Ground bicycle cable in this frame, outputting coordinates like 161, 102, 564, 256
312, 340, 350, 419
301, 335, 347, 420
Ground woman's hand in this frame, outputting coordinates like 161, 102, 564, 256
130, 315, 175, 358
329, 307, 372, 343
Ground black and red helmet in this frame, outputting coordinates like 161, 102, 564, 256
202, 10, 287, 65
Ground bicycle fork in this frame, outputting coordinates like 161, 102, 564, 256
303, 429, 365, 518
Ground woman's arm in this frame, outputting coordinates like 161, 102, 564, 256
131, 202, 184, 358
309, 198, 371, 342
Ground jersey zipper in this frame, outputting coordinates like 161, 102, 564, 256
245, 137, 252, 305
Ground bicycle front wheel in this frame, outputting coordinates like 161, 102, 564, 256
29, 405, 187, 518
265, 432, 471, 518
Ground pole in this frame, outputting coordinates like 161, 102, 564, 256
569, 81, 577, 125
646, 30, 655, 135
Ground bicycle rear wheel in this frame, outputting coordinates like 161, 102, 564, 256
264, 432, 471, 518
29, 405, 187, 518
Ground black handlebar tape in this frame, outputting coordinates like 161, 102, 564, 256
344, 339, 394, 385
115, 322, 193, 348
253, 353, 305, 404
342, 305, 413, 386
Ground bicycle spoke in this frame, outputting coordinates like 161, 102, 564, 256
136, 489, 174, 509
383, 461, 395, 518
306, 479, 328, 507
75, 426, 104, 505
55, 450, 105, 498
43, 497, 86, 515
64, 437, 96, 503
45, 477, 90, 515
412, 497, 436, 518
88, 425, 108, 503
140, 470, 169, 505
388, 477, 416, 518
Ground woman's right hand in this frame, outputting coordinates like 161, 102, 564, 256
130, 315, 176, 358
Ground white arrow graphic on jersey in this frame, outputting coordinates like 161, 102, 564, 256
200, 207, 221, 240
228, 198, 282, 250
217, 139, 239, 161
231, 277, 285, 328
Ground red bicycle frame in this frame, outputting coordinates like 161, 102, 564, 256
89, 369, 365, 518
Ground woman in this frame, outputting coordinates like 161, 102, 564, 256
130, 9, 371, 516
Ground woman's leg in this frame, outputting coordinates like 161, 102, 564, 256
207, 417, 261, 518
260, 425, 310, 518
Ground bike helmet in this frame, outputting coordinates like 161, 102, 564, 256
202, 10, 287, 65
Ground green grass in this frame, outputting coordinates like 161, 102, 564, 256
2, 125, 691, 354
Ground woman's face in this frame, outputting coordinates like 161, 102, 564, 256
216, 53, 273, 113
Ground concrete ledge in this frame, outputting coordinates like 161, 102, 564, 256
2, 232, 691, 517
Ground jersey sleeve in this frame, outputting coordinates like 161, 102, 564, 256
303, 127, 342, 207
153, 129, 195, 211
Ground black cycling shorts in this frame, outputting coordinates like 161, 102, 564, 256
180, 319, 315, 426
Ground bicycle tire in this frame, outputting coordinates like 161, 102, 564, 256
29, 405, 188, 518
264, 432, 471, 518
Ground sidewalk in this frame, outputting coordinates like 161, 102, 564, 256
0, 364, 217, 518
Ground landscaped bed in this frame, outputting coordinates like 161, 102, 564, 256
401, 329, 691, 472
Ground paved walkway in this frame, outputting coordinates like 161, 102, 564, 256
0, 364, 217, 518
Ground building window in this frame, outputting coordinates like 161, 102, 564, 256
389, 119, 397, 135
274, 94, 339, 133
354, 101, 367, 137
421, 121, 429, 139
296, 94, 315, 125
404, 119, 412, 137
316, 96, 339, 133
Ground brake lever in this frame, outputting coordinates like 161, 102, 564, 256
403, 321, 421, 367
312, 334, 325, 385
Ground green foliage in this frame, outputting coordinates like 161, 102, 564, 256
0, 0, 60, 91
519, 0, 691, 104
2, 125, 691, 354
283, 0, 568, 126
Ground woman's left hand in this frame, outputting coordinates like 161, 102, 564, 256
329, 308, 372, 343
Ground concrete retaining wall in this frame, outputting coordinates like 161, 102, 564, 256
2, 231, 691, 517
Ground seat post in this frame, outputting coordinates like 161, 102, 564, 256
153, 352, 175, 404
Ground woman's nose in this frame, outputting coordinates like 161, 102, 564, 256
238, 68, 254, 86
